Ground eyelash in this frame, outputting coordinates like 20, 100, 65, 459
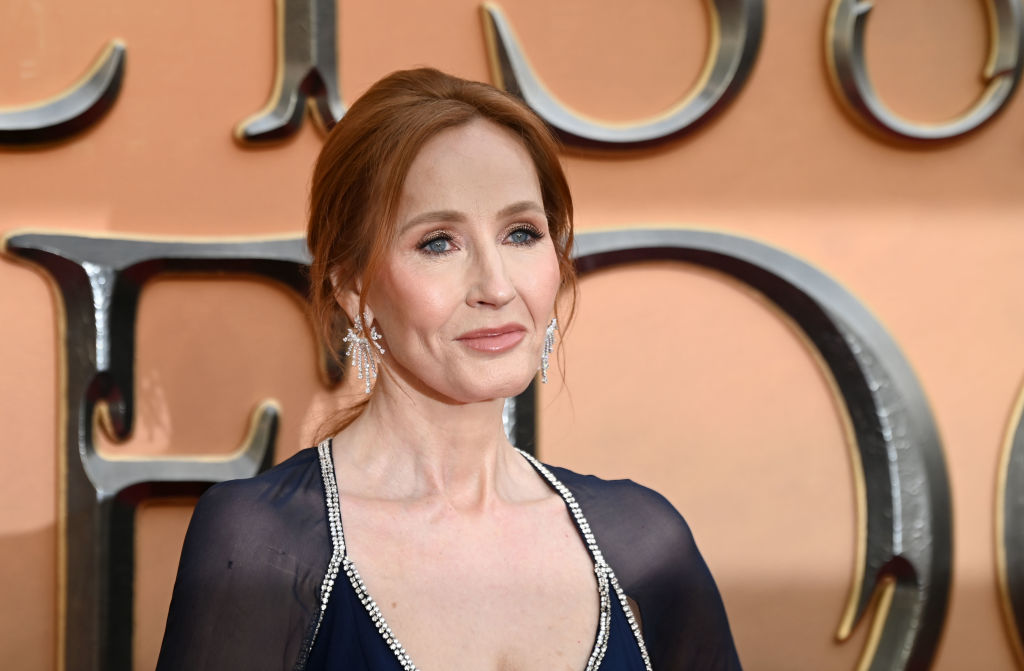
505, 224, 544, 246
416, 224, 545, 256
418, 231, 455, 256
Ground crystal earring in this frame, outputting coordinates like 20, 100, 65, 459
540, 317, 557, 384
343, 312, 386, 394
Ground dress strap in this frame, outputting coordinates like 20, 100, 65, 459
515, 449, 653, 671
311, 439, 344, 653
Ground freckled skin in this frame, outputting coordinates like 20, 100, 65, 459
365, 118, 561, 405
330, 119, 598, 670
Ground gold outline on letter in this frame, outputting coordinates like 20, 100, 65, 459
0, 40, 125, 145
481, 0, 763, 149
826, 0, 1023, 141
996, 378, 1024, 668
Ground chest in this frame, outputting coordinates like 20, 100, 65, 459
338, 498, 602, 670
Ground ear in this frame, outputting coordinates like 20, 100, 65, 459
330, 268, 374, 325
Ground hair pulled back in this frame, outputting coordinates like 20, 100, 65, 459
307, 68, 576, 432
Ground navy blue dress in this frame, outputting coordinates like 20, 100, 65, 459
306, 566, 649, 669
306, 443, 651, 670
156, 445, 742, 670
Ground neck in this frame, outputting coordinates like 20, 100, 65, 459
332, 374, 532, 511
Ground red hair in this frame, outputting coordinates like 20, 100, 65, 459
307, 67, 576, 435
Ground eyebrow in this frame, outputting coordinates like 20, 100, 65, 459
399, 200, 545, 233
497, 200, 546, 219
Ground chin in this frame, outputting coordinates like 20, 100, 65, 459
451, 369, 537, 403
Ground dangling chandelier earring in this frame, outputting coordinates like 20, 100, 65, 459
540, 317, 557, 384
343, 311, 386, 394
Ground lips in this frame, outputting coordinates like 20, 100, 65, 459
455, 323, 527, 353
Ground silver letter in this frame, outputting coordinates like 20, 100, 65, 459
236, 0, 345, 142
827, 0, 1023, 141
2, 232, 315, 671
0, 40, 125, 145
573, 229, 951, 670
481, 1, 763, 149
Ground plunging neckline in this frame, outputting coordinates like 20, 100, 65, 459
312, 438, 651, 671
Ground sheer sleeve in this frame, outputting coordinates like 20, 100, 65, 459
156, 449, 332, 671
552, 467, 742, 670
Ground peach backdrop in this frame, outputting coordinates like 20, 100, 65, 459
1, 0, 1022, 669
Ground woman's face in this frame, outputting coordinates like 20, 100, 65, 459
364, 118, 561, 404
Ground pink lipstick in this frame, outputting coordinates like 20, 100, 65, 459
456, 323, 527, 353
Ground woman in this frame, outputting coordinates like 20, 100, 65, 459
157, 68, 740, 671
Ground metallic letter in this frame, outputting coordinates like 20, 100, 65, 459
572, 229, 951, 670
2, 232, 319, 671
0, 40, 125, 146
235, 0, 345, 142
481, 1, 763, 149
827, 0, 1023, 141
997, 381, 1024, 667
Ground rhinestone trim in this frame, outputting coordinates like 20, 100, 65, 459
516, 449, 653, 671
312, 439, 344, 647
313, 440, 650, 670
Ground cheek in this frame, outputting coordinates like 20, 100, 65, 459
513, 251, 561, 318
373, 264, 456, 342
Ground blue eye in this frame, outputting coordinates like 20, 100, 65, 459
420, 234, 454, 255
507, 226, 542, 246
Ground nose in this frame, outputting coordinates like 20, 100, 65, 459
466, 245, 516, 308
